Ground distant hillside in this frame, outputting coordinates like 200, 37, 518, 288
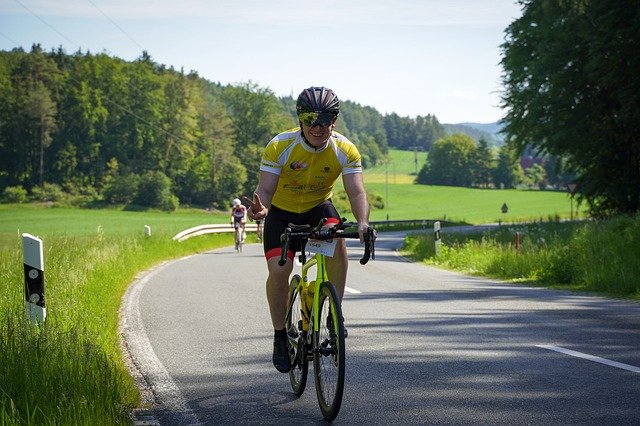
443, 121, 505, 147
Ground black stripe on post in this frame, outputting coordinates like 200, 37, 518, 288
24, 263, 45, 308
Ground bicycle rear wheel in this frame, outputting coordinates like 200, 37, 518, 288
313, 281, 345, 421
286, 274, 308, 396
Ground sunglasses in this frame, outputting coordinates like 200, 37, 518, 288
298, 112, 336, 127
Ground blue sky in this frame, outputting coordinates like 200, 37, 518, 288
0, 0, 522, 124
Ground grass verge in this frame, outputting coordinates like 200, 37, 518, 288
0, 230, 233, 423
402, 215, 640, 300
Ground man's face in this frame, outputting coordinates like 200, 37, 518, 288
299, 113, 337, 147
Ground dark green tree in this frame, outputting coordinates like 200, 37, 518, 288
26, 80, 57, 188
1, 45, 61, 191
134, 170, 178, 211
53, 52, 109, 189
543, 155, 576, 190
206, 99, 245, 208
161, 72, 198, 177
470, 137, 495, 187
493, 144, 524, 189
417, 133, 476, 186
221, 82, 293, 194
525, 163, 547, 189
339, 101, 388, 154
501, 0, 640, 215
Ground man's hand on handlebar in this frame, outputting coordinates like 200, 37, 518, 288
356, 221, 369, 244
278, 218, 376, 266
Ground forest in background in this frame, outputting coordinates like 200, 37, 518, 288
0, 45, 450, 210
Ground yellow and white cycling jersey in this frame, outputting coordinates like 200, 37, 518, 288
260, 128, 362, 213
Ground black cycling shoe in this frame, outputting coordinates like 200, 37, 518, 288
272, 336, 291, 373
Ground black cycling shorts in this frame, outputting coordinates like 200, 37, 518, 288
264, 200, 340, 261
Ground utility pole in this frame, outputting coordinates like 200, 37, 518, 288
385, 160, 389, 210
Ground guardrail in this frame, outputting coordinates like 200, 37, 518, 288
173, 219, 448, 242
173, 223, 258, 242
370, 219, 447, 230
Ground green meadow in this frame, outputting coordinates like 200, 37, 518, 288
0, 203, 226, 238
364, 183, 578, 224
350, 148, 581, 224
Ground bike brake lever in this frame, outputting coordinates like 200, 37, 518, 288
370, 228, 377, 260
359, 227, 377, 265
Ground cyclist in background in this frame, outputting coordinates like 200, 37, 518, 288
230, 198, 247, 242
244, 86, 370, 373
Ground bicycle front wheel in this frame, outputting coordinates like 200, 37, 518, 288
313, 280, 345, 421
235, 227, 243, 253
286, 274, 308, 396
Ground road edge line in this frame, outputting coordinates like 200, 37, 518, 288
120, 258, 202, 425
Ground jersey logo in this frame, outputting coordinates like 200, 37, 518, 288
289, 161, 308, 171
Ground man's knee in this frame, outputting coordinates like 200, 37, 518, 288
267, 259, 292, 284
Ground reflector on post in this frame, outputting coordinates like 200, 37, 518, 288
22, 233, 46, 324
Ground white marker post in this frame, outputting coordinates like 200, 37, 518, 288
144, 225, 152, 237
22, 233, 46, 325
434, 221, 441, 257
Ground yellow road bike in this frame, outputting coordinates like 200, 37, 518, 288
279, 218, 376, 421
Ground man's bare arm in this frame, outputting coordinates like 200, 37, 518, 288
343, 172, 370, 242
244, 171, 279, 220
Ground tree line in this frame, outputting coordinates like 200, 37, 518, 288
416, 133, 572, 190
0, 45, 447, 210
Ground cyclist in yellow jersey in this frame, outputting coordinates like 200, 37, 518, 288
244, 86, 370, 373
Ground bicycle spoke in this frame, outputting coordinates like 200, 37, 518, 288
286, 275, 308, 396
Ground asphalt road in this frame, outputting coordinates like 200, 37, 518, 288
121, 231, 640, 425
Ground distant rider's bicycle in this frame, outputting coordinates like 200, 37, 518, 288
279, 218, 376, 421
233, 221, 244, 253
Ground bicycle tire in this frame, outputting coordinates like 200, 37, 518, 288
286, 274, 308, 396
313, 280, 345, 421
235, 227, 243, 253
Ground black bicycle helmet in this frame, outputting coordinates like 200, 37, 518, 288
296, 86, 340, 115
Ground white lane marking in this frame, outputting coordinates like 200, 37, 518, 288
537, 345, 640, 373
121, 258, 203, 425
345, 286, 362, 294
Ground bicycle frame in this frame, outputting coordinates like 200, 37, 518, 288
281, 218, 375, 334
299, 251, 328, 335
